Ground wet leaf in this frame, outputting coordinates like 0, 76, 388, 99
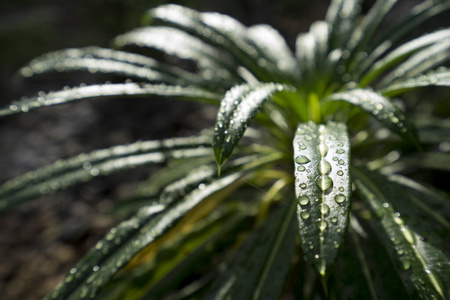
213, 83, 293, 167
0, 83, 222, 118
293, 121, 351, 278
326, 88, 419, 146
353, 167, 450, 299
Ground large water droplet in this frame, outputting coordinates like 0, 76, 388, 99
320, 204, 330, 214
296, 155, 311, 164
319, 144, 329, 157
316, 175, 333, 191
298, 195, 310, 206
335, 194, 346, 204
300, 211, 311, 219
337, 170, 344, 176
317, 220, 328, 230
318, 160, 332, 174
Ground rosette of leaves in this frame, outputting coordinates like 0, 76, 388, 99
1, 0, 449, 299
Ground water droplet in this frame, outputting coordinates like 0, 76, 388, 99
337, 170, 344, 176
336, 149, 345, 154
383, 202, 390, 208
295, 155, 311, 164
333, 241, 340, 248
397, 249, 404, 255
300, 211, 311, 219
401, 259, 411, 270
300, 144, 307, 150
319, 144, 329, 157
339, 187, 344, 192
317, 220, 328, 230
297, 166, 306, 172
320, 204, 330, 214
332, 157, 338, 161
336, 228, 342, 232
300, 183, 307, 189
298, 195, 310, 206
338, 159, 345, 165
318, 160, 332, 174
330, 217, 338, 223
315, 254, 320, 259
316, 175, 333, 191
92, 266, 100, 272
334, 194, 346, 204
70, 268, 77, 274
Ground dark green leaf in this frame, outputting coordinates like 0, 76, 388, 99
326, 88, 419, 146
44, 153, 277, 300
206, 197, 298, 300
325, 0, 361, 50
0, 136, 212, 210
0, 83, 222, 118
378, 152, 450, 175
353, 167, 450, 299
293, 121, 351, 277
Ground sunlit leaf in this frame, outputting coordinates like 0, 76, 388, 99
326, 88, 419, 146
0, 83, 222, 118
293, 121, 351, 278
213, 83, 293, 166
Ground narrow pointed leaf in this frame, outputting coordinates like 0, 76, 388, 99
326, 89, 419, 146
359, 28, 450, 86
44, 154, 277, 300
113, 26, 236, 73
325, 0, 361, 50
381, 68, 450, 96
0, 83, 222, 118
379, 152, 450, 175
206, 197, 298, 300
213, 83, 292, 166
379, 40, 450, 88
0, 136, 213, 210
353, 167, 450, 299
293, 121, 351, 277
347, 0, 398, 59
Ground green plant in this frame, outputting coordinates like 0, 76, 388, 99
1, 0, 450, 299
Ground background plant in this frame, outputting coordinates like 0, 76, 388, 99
1, 0, 450, 299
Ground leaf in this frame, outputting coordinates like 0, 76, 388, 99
213, 83, 292, 166
378, 40, 450, 88
346, 0, 398, 59
113, 26, 237, 76
0, 135, 213, 210
378, 152, 450, 175
44, 153, 277, 300
205, 197, 298, 300
293, 121, 351, 278
326, 88, 419, 146
146, 5, 278, 82
359, 28, 450, 86
325, 0, 361, 50
0, 83, 222, 118
381, 68, 450, 96
352, 167, 450, 299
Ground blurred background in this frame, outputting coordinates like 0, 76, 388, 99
0, 0, 446, 299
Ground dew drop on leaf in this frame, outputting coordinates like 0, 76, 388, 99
316, 175, 333, 191
330, 217, 338, 223
318, 160, 332, 174
317, 220, 328, 230
337, 170, 344, 176
336, 149, 345, 154
334, 194, 346, 204
319, 144, 329, 157
297, 166, 306, 172
320, 204, 330, 214
300, 211, 311, 219
296, 155, 311, 164
300, 183, 307, 189
298, 195, 310, 206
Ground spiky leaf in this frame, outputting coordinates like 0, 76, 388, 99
293, 121, 351, 278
